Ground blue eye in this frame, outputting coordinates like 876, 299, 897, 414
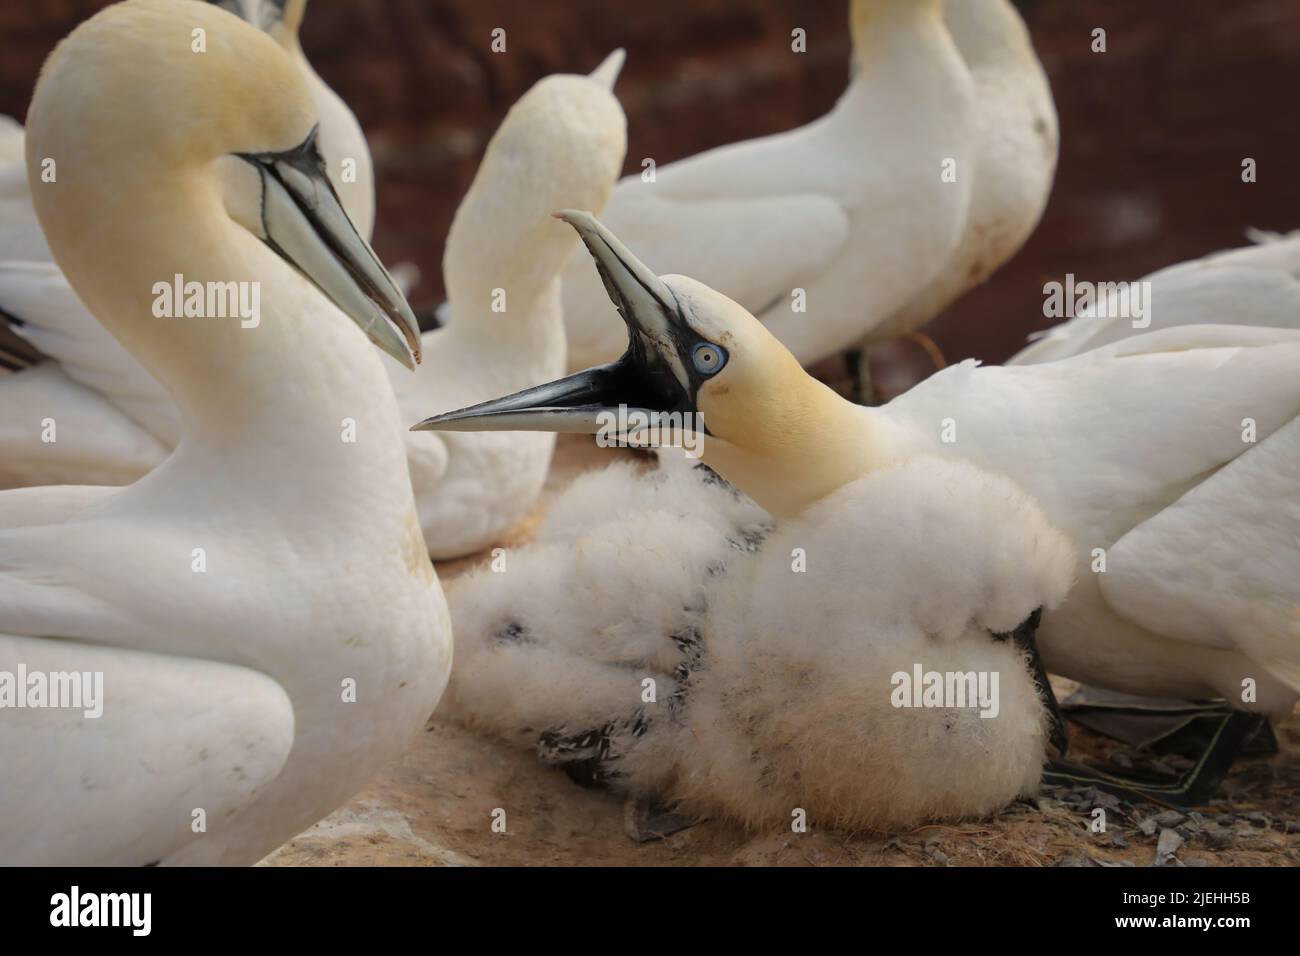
692, 342, 727, 376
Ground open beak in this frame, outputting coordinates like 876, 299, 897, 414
413, 210, 692, 433
237, 128, 421, 368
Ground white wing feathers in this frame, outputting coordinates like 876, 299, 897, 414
0, 261, 179, 442
1102, 414, 1300, 692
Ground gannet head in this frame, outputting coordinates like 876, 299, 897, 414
416, 211, 866, 514
25, 0, 418, 366
442, 53, 627, 309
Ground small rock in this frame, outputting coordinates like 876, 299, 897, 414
1138, 817, 1159, 837
1243, 812, 1271, 828
1108, 832, 1130, 849
1284, 821, 1300, 834
1154, 810, 1187, 828
927, 847, 950, 866
1205, 829, 1234, 850
1056, 853, 1099, 867
1154, 828, 1184, 866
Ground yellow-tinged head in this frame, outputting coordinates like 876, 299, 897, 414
25, 0, 418, 368
31, 0, 312, 171
416, 212, 886, 516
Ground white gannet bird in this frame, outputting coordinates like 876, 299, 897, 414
423, 212, 1300, 794
557, 0, 979, 373
0, 0, 373, 489
870, 0, 1057, 344
1010, 230, 1300, 364
0, 0, 449, 866
440, 379, 1074, 832
387, 52, 626, 559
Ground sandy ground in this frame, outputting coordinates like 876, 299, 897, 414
264, 434, 1300, 868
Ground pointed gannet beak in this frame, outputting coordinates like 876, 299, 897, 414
413, 210, 695, 434
237, 128, 421, 368
589, 49, 626, 90
206, 0, 297, 36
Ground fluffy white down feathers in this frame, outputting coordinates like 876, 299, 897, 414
444, 454, 1075, 830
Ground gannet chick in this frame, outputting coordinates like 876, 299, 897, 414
1011, 230, 1300, 363
558, 0, 978, 371
0, 0, 447, 865
446, 446, 1071, 830
422, 212, 1300, 757
0, 0, 373, 488
388, 53, 626, 559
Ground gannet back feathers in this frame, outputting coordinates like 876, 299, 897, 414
1010, 232, 1300, 363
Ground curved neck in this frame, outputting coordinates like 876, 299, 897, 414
34, 156, 411, 497
700, 380, 900, 519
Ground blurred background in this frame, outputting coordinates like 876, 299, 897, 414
2, 0, 1298, 384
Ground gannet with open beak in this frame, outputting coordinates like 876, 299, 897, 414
387, 52, 626, 559
1010, 230, 1300, 363
0, 0, 448, 866
422, 212, 1300, 751
0, 0, 374, 489
558, 0, 980, 372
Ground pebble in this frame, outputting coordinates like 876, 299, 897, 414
1153, 810, 1187, 828
1154, 828, 1184, 866
1205, 829, 1235, 850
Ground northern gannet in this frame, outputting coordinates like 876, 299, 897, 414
1011, 230, 1300, 363
870, 0, 1057, 342
387, 52, 626, 559
422, 212, 1300, 771
440, 372, 1073, 832
0, 0, 449, 866
557, 0, 982, 373
0, 0, 373, 489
